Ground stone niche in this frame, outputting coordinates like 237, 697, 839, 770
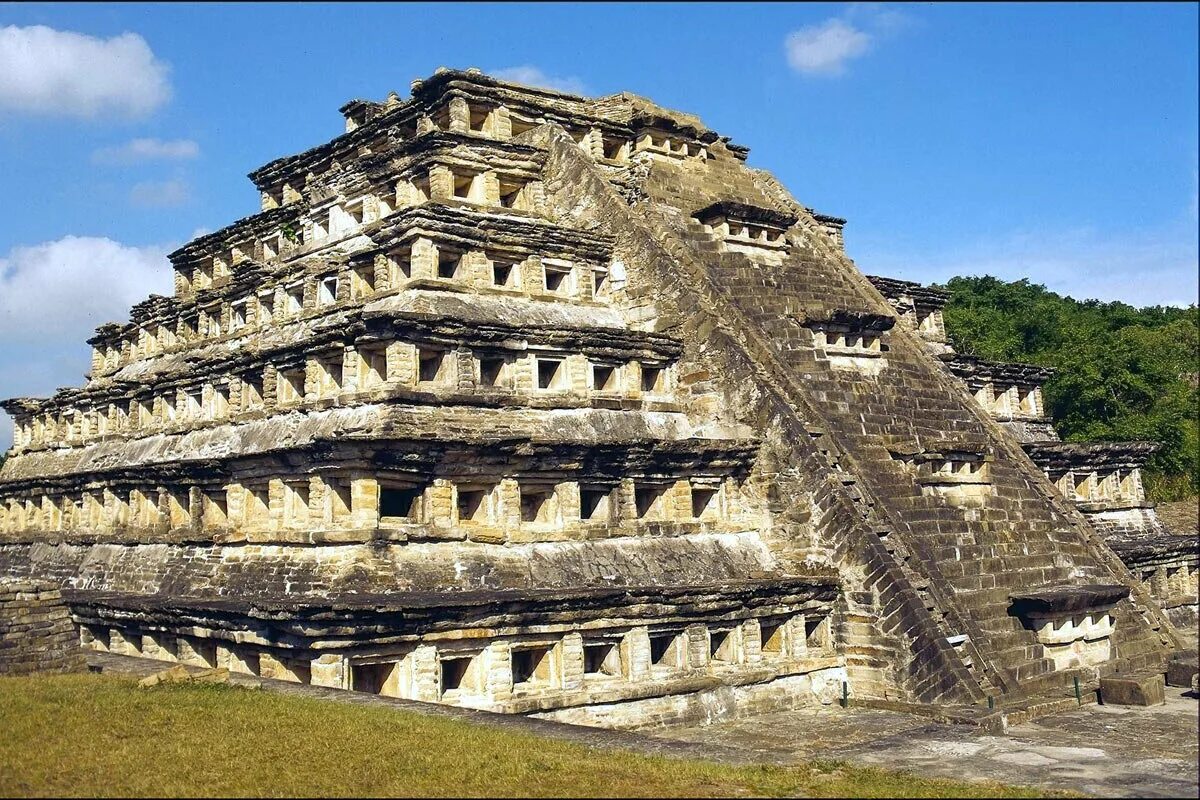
693, 201, 797, 265
891, 446, 994, 507
1009, 584, 1129, 671
866, 274, 951, 354
803, 310, 895, 376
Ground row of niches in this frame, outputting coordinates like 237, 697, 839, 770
810, 328, 884, 355
81, 613, 832, 708
107, 244, 613, 376
343, 96, 639, 164
0, 474, 758, 539
971, 383, 1044, 419
808, 325, 889, 376
267, 95, 715, 213
895, 306, 946, 342
892, 453, 994, 508
1026, 612, 1115, 671
183, 167, 547, 300
420, 97, 712, 163
16, 346, 676, 453
699, 218, 788, 249
1134, 561, 1198, 603
1049, 468, 1146, 506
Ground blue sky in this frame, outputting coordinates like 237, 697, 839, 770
0, 3, 1197, 448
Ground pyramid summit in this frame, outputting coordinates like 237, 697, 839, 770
0, 68, 1192, 724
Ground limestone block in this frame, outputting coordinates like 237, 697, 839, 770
497, 479, 521, 527
141, 633, 177, 662
176, 637, 216, 668
623, 627, 651, 681
561, 633, 585, 691
521, 255, 543, 294
810, 666, 848, 706
556, 481, 581, 521
350, 476, 380, 527
484, 641, 513, 699
481, 171, 501, 206
386, 342, 416, 385
742, 618, 763, 664
522, 181, 546, 213
1100, 673, 1165, 706
1165, 653, 1197, 688
785, 615, 808, 659
448, 97, 470, 133
669, 479, 692, 521
428, 166, 454, 201
137, 664, 191, 688
512, 354, 535, 391
684, 624, 708, 669
566, 354, 589, 393
109, 628, 142, 656
79, 625, 107, 651
260, 652, 306, 683
310, 653, 347, 689
428, 480, 455, 527
616, 479, 638, 523
218, 645, 259, 676
491, 106, 512, 139
411, 237, 437, 279
410, 645, 439, 701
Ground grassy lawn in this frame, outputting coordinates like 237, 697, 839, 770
0, 673, 1051, 798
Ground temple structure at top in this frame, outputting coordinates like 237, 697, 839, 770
0, 67, 1190, 727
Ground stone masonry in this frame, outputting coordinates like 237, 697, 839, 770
867, 275, 1199, 643
0, 68, 1187, 727
0, 579, 86, 675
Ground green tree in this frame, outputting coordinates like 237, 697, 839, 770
939, 276, 1198, 501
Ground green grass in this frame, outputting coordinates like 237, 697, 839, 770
0, 673, 1052, 798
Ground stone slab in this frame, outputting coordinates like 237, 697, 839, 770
1166, 652, 1197, 688
654, 688, 1200, 798
1100, 672, 1166, 706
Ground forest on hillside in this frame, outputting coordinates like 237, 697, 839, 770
937, 276, 1199, 501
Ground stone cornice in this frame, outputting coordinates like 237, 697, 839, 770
866, 274, 951, 311
941, 353, 1055, 389
1022, 440, 1160, 473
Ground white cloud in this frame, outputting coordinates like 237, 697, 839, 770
852, 222, 1200, 308
129, 178, 190, 208
0, 236, 174, 449
0, 25, 171, 119
0, 236, 172, 343
92, 138, 199, 165
784, 6, 912, 77
786, 19, 872, 76
490, 66, 587, 96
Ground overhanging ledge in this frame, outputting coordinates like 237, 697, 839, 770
1009, 583, 1129, 618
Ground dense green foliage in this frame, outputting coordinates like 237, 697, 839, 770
938, 276, 1198, 501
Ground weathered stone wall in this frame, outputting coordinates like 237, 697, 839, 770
532, 667, 846, 730
0, 533, 779, 597
0, 579, 85, 675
